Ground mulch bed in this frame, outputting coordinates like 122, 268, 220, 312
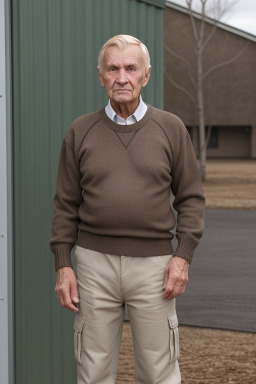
117, 322, 256, 384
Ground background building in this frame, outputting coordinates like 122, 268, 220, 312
164, 1, 256, 159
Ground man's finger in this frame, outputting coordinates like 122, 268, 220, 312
58, 287, 70, 305
61, 290, 79, 312
163, 279, 175, 298
163, 274, 187, 299
166, 281, 187, 300
56, 285, 79, 312
163, 263, 170, 290
64, 299, 79, 312
70, 283, 79, 305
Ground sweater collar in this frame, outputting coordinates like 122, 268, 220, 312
105, 95, 148, 125
99, 104, 153, 133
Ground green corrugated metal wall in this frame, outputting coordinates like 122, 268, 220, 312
12, 0, 164, 383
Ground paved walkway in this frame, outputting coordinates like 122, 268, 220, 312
176, 209, 256, 332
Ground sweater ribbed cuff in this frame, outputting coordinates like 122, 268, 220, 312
174, 237, 198, 264
52, 243, 73, 271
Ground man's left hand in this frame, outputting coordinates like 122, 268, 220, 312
163, 256, 189, 300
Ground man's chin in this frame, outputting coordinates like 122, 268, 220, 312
112, 96, 134, 104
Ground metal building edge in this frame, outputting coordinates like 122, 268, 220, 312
0, 0, 15, 384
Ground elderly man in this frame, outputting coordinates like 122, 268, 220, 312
50, 35, 205, 384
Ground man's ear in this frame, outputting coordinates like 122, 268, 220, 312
142, 66, 152, 88
97, 67, 105, 88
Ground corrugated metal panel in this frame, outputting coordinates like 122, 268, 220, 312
12, 1, 164, 383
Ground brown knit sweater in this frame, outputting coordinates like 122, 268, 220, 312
50, 106, 205, 270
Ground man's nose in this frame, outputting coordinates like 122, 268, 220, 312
116, 69, 128, 84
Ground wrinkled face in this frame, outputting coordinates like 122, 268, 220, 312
98, 45, 151, 107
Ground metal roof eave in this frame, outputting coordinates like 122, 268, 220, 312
139, 0, 166, 9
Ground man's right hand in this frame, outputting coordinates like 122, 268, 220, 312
55, 267, 79, 312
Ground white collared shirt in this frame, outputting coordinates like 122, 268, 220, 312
105, 95, 147, 125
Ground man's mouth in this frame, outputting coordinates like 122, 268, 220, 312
114, 89, 131, 92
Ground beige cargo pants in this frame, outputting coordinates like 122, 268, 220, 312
73, 246, 181, 384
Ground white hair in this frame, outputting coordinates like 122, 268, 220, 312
98, 34, 151, 72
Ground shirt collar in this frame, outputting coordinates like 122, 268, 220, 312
105, 95, 147, 125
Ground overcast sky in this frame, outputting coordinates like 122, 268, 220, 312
169, 0, 256, 36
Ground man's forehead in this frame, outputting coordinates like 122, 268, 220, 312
104, 45, 145, 65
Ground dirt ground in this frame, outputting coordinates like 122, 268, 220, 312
116, 160, 256, 383
117, 322, 256, 384
203, 159, 256, 209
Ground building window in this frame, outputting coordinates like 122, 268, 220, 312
207, 126, 218, 149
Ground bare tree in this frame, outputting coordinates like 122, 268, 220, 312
165, 0, 249, 181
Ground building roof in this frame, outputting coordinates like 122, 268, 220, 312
140, 0, 166, 8
165, 1, 256, 43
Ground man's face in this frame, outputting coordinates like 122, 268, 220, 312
98, 45, 151, 109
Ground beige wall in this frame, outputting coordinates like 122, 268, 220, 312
164, 6, 256, 158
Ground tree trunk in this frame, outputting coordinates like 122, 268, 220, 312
197, 48, 206, 181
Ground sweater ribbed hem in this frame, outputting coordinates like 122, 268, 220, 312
76, 231, 174, 257
174, 237, 198, 263
52, 243, 73, 271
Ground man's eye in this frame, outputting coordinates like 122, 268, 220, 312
110, 68, 116, 72
128, 67, 134, 71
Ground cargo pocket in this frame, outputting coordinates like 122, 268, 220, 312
168, 312, 180, 364
73, 314, 85, 364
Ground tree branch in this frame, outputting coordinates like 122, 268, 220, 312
164, 44, 197, 90
186, 0, 199, 43
165, 71, 196, 105
207, 0, 238, 21
202, 0, 238, 51
199, 0, 207, 44
203, 42, 249, 80
202, 22, 217, 51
